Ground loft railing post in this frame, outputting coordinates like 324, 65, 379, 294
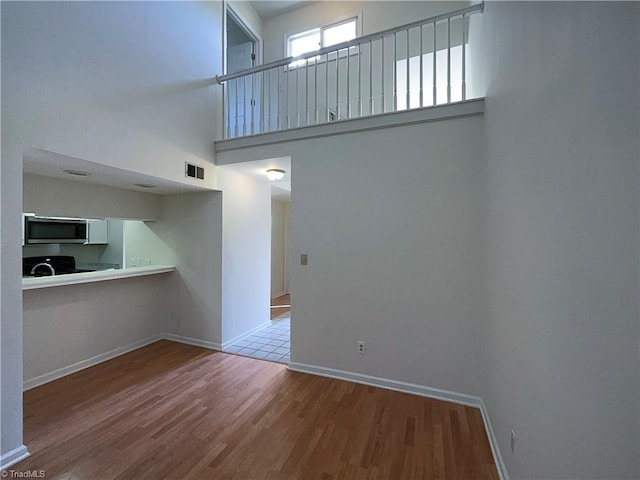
406, 28, 410, 110
381, 36, 385, 112
250, 73, 255, 135
432, 21, 437, 106
447, 17, 451, 104
234, 77, 239, 137
295, 64, 300, 127
325, 52, 329, 122
419, 24, 423, 108
462, 13, 467, 101
335, 49, 340, 119
393, 32, 397, 112
346, 45, 351, 118
314, 59, 318, 125
358, 43, 362, 118
369, 40, 373, 115
225, 82, 230, 139
305, 59, 310, 125
286, 65, 290, 129
242, 76, 247, 135
277, 67, 282, 130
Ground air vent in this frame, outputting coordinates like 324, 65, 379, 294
185, 162, 205, 180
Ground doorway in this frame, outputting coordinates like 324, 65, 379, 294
219, 158, 292, 364
225, 6, 261, 137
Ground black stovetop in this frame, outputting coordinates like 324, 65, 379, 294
23, 256, 95, 277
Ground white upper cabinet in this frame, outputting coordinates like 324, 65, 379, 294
86, 219, 109, 244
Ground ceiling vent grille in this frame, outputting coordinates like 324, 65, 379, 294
185, 162, 205, 180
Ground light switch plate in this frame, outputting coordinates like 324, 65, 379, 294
300, 254, 308, 266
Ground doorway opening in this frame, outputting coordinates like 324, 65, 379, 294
220, 158, 292, 365
225, 6, 261, 137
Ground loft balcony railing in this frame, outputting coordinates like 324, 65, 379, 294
217, 3, 483, 139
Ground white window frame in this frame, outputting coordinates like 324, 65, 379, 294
284, 13, 362, 68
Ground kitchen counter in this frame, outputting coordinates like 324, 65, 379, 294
22, 265, 176, 290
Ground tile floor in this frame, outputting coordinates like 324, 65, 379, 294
224, 314, 290, 364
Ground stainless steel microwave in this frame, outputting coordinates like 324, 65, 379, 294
24, 216, 88, 244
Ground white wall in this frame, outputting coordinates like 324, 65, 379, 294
24, 174, 163, 221
1, 1, 224, 462
217, 169, 271, 345
471, 2, 639, 478
217, 115, 487, 397
141, 192, 224, 346
23, 275, 174, 384
261, 1, 469, 63
123, 220, 174, 268
271, 199, 287, 297
3, 1, 222, 187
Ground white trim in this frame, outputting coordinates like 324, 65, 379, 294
284, 10, 362, 59
23, 334, 164, 390
0, 445, 30, 470
479, 399, 510, 480
221, 320, 273, 350
162, 333, 221, 351
288, 362, 481, 407
288, 361, 508, 480
271, 291, 288, 300
225, 1, 263, 72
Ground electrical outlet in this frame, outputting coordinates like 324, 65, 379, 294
510, 430, 516, 454
357, 341, 366, 354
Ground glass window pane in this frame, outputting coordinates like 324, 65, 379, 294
290, 30, 320, 57
322, 20, 356, 48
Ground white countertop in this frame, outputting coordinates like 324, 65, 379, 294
22, 265, 176, 290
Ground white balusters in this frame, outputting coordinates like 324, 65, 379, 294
219, 4, 482, 138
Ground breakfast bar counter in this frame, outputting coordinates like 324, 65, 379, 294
22, 265, 176, 290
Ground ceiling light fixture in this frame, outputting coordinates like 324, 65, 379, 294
134, 183, 156, 189
63, 169, 91, 177
266, 168, 285, 181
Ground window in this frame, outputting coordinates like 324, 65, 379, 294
287, 17, 358, 66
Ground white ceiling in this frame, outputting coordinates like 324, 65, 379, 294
23, 148, 214, 195
217, 156, 291, 202
249, 1, 313, 19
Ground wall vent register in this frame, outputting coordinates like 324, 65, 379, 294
185, 162, 205, 180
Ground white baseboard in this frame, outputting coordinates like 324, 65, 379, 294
288, 362, 481, 407
0, 445, 30, 470
288, 362, 508, 480
271, 291, 288, 300
23, 333, 222, 391
161, 333, 221, 351
23, 334, 163, 391
479, 399, 509, 480
221, 321, 272, 350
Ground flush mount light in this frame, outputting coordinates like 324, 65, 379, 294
134, 183, 156, 189
63, 169, 91, 177
266, 168, 285, 181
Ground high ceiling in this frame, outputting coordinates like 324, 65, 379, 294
249, 1, 313, 19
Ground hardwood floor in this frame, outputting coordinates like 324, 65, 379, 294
16, 340, 498, 479
271, 293, 291, 320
